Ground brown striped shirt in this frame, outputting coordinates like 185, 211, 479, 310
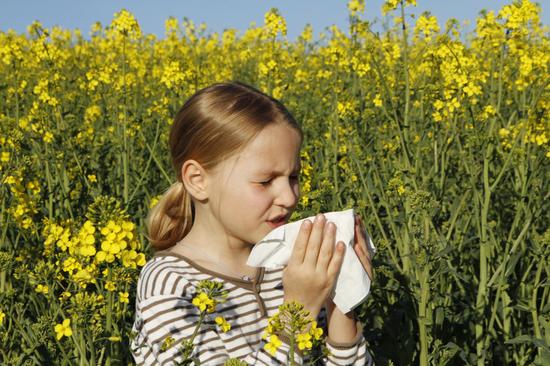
131, 253, 373, 365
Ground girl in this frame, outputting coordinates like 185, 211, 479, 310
131, 82, 374, 365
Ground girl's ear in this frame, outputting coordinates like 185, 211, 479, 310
181, 160, 209, 201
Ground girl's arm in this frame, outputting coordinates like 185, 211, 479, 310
323, 301, 374, 365
318, 213, 375, 365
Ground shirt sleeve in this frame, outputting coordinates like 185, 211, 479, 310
131, 293, 305, 365
323, 320, 374, 365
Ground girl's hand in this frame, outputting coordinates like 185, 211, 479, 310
282, 214, 346, 320
353, 213, 374, 281
321, 214, 374, 343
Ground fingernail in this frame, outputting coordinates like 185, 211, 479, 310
303, 220, 312, 228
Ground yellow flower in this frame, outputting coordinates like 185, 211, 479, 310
73, 268, 95, 288
264, 8, 287, 38
119, 292, 129, 303
149, 195, 161, 208
54, 319, 72, 340
499, 128, 510, 138
111, 9, 141, 38
0, 310, 5, 324
397, 185, 406, 195
309, 321, 323, 340
215, 316, 231, 332
35, 284, 49, 294
105, 281, 116, 292
192, 292, 215, 313
348, 0, 365, 16
382, 0, 399, 15
264, 334, 282, 356
373, 94, 383, 107
108, 335, 121, 342
297, 332, 313, 350
87, 174, 97, 183
43, 132, 54, 143
160, 336, 175, 352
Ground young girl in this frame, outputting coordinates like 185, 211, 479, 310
131, 82, 374, 365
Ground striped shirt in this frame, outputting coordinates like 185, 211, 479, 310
131, 252, 373, 365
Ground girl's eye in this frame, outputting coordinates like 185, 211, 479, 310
259, 179, 272, 185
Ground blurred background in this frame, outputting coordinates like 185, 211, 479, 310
2, 0, 548, 40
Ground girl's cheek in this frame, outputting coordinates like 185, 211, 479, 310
248, 185, 272, 205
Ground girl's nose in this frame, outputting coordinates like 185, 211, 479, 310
275, 179, 299, 208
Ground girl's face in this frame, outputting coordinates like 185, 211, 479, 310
206, 123, 302, 246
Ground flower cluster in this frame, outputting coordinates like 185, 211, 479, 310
263, 8, 287, 38
110, 9, 141, 38
158, 280, 231, 361
262, 301, 326, 358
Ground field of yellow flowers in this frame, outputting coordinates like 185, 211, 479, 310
0, 0, 548, 364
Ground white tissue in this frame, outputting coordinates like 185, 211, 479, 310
247, 209, 376, 313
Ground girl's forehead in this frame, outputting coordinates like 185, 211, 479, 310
237, 126, 302, 171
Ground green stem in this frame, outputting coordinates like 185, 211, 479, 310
122, 36, 129, 203
531, 261, 543, 340
475, 143, 493, 366
418, 267, 430, 366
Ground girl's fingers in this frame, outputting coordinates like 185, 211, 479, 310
304, 214, 326, 265
327, 241, 346, 280
317, 221, 335, 269
355, 243, 374, 281
354, 214, 370, 260
353, 213, 374, 280
288, 219, 312, 266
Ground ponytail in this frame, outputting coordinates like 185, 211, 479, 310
146, 181, 194, 250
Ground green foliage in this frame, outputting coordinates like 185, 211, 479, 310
0, 1, 549, 365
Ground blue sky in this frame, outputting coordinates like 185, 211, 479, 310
1, 0, 547, 40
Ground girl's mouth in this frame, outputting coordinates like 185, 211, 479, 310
267, 216, 288, 228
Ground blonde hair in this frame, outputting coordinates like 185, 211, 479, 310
147, 82, 302, 250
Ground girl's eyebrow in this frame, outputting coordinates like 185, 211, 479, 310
259, 164, 301, 175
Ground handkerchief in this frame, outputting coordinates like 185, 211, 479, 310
247, 208, 376, 313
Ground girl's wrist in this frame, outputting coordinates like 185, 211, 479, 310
325, 302, 358, 344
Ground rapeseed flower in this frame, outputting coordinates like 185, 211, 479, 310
264, 8, 287, 38
105, 281, 116, 292
35, 284, 49, 294
110, 9, 141, 38
119, 291, 129, 303
264, 334, 282, 356
296, 332, 313, 350
215, 316, 231, 333
348, 0, 365, 16
54, 319, 72, 340
192, 292, 215, 313
309, 321, 323, 340
160, 336, 176, 352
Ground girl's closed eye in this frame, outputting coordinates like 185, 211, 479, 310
257, 175, 299, 186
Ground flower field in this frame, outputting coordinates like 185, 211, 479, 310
0, 0, 548, 364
